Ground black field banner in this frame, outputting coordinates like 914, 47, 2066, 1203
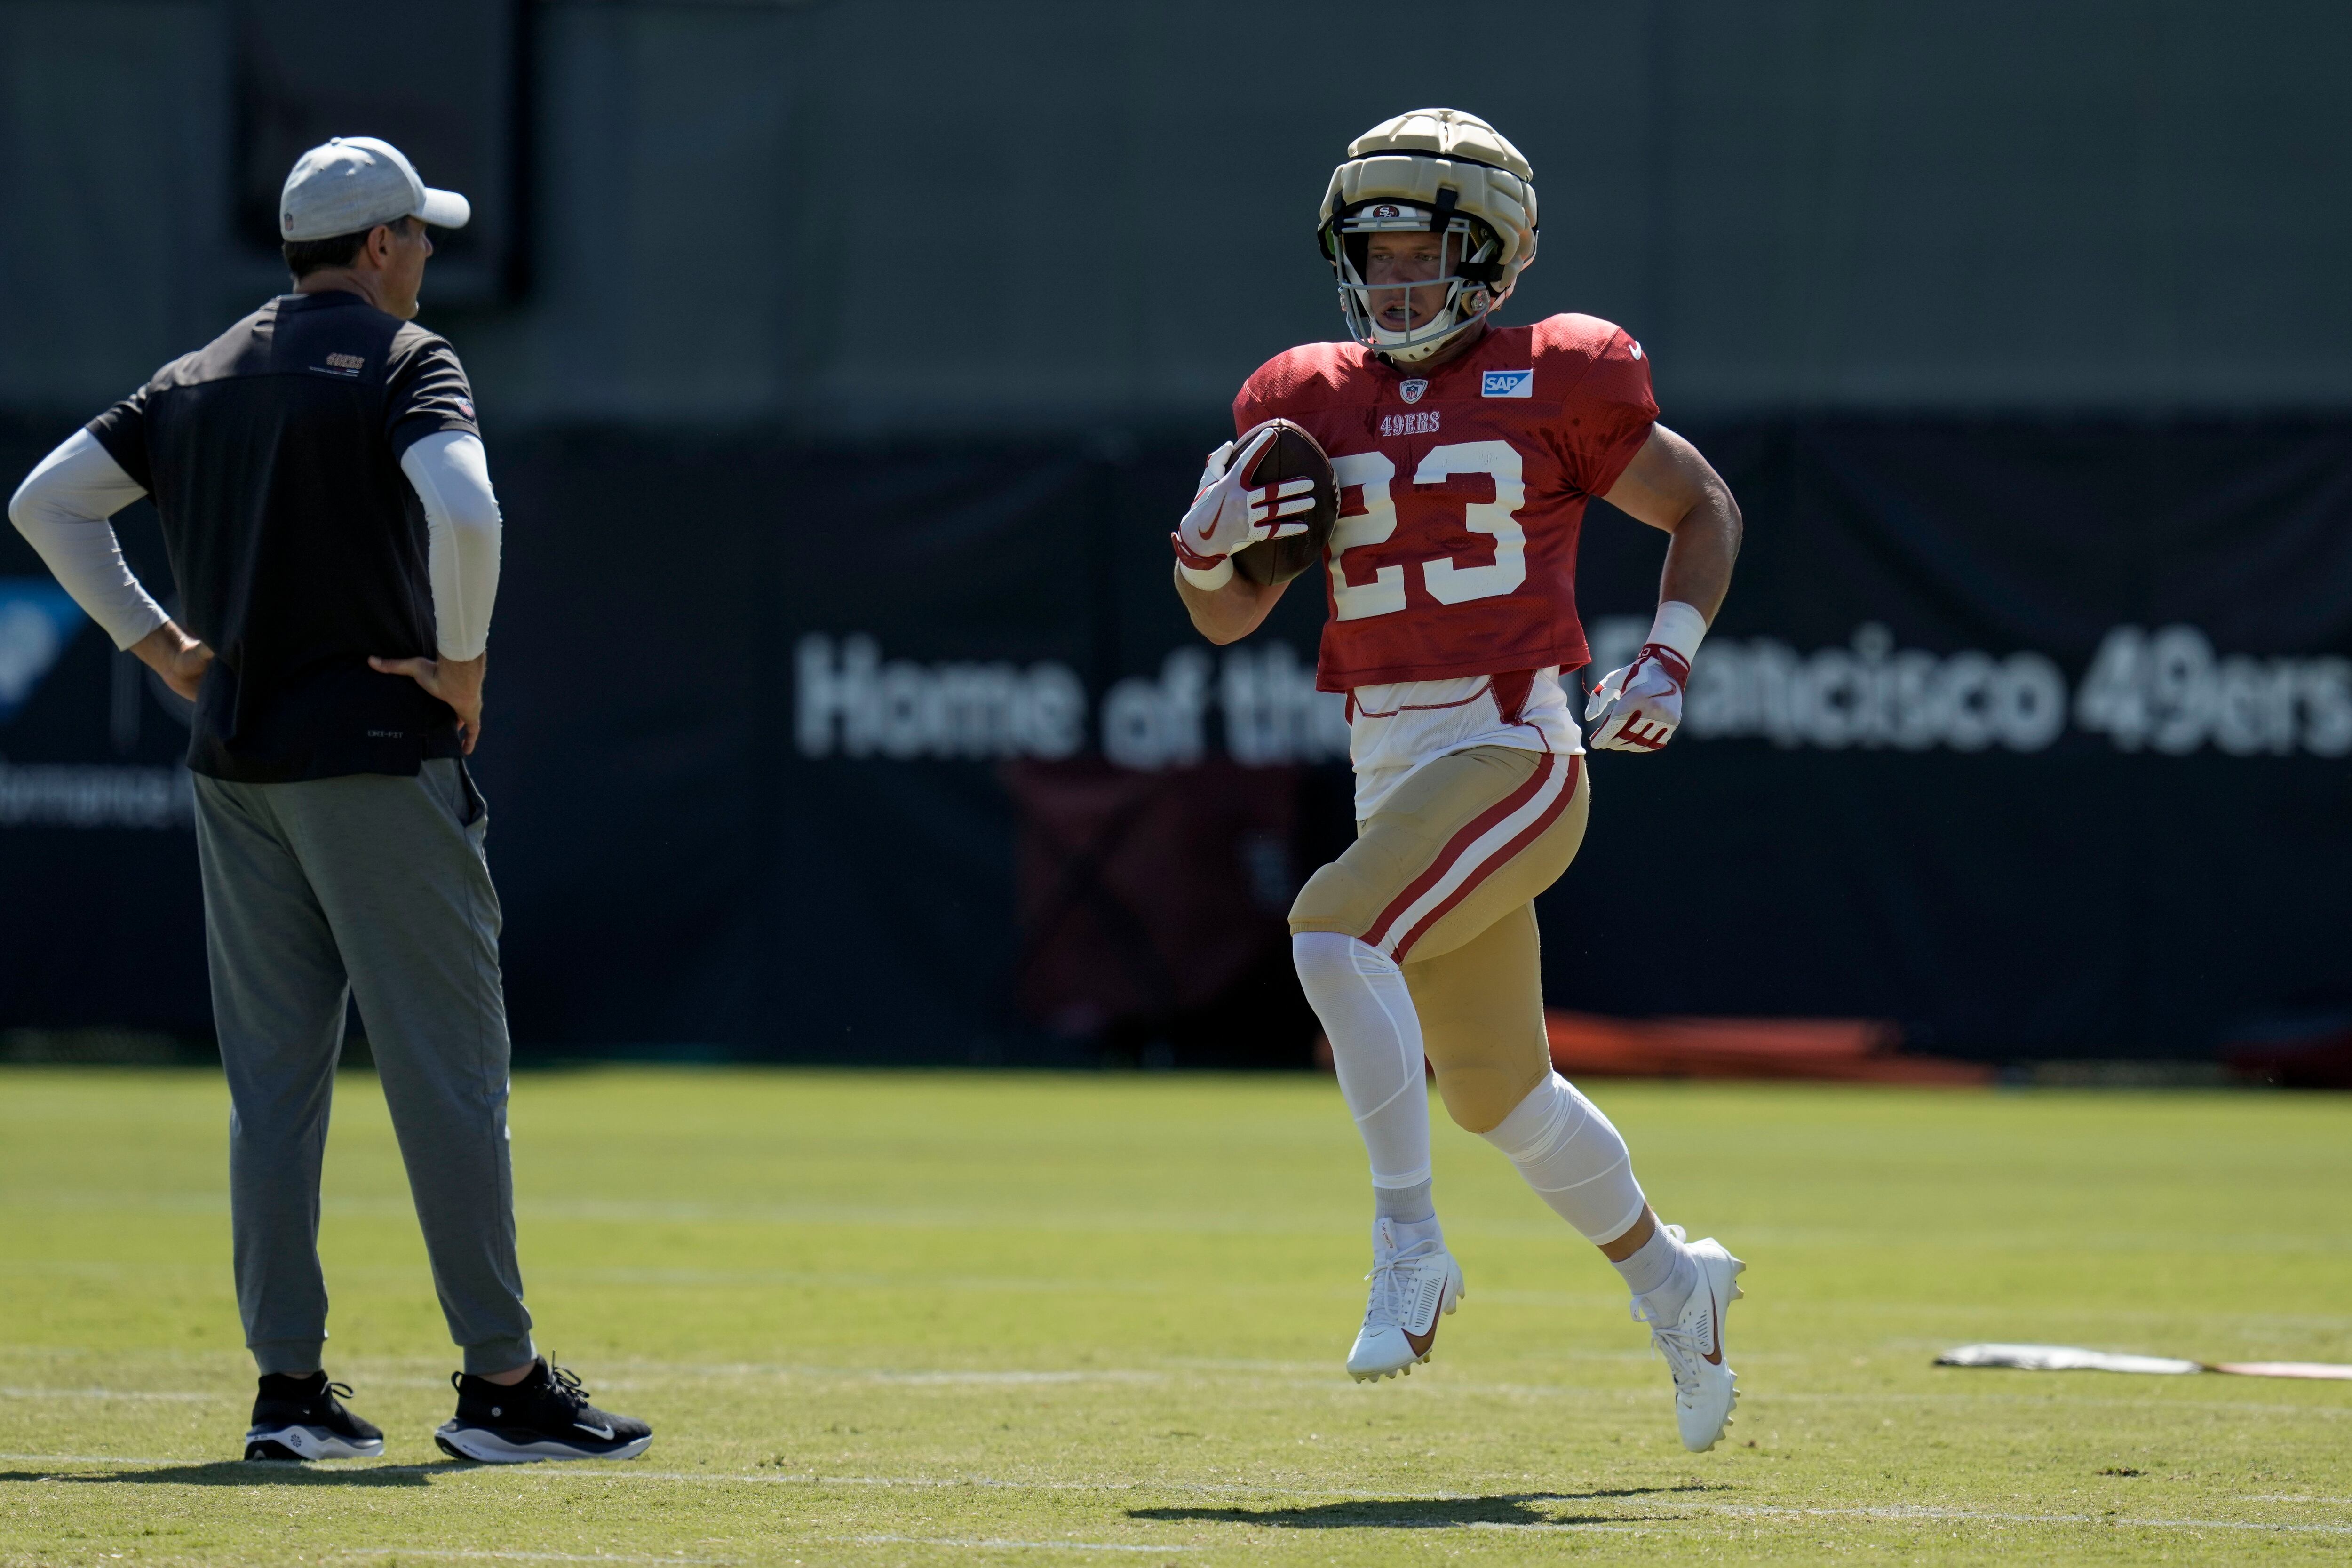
2, 419, 2346, 1060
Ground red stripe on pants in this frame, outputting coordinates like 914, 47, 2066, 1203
1362, 750, 1561, 955
1387, 753, 1581, 962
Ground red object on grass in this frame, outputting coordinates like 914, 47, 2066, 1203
1544, 1012, 1993, 1085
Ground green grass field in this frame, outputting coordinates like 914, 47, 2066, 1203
2, 1067, 2348, 1565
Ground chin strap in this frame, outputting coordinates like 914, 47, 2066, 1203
1377, 317, 1485, 367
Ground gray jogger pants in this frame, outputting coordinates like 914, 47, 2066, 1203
193, 759, 535, 1376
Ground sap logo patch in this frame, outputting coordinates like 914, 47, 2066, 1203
1399, 379, 1427, 404
0, 581, 86, 725
1481, 369, 1534, 398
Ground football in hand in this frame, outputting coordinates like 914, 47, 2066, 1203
1232, 419, 1339, 586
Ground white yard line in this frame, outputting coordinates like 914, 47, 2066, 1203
0, 1386, 216, 1401
0, 1452, 200, 1465
337, 1553, 727, 1565
849, 1370, 1168, 1387
1464, 1522, 1650, 1534
507, 1470, 1503, 1500
850, 1538, 1198, 1554
592, 1366, 1174, 1388
1751, 1389, 2352, 1418
1678, 1504, 2352, 1536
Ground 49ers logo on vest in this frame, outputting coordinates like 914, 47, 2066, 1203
1232, 315, 1659, 692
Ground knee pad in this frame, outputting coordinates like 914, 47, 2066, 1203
1291, 929, 1394, 988
1478, 1072, 1645, 1243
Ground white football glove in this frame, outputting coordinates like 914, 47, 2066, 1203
1172, 426, 1317, 587
1584, 642, 1694, 753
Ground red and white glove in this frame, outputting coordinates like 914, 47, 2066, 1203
1172, 426, 1317, 589
1584, 601, 1708, 753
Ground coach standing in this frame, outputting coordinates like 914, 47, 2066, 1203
7, 137, 649, 1465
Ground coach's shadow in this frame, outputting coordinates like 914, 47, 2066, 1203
1131, 1483, 1717, 1531
0, 1460, 469, 1488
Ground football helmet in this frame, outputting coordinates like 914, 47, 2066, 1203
1319, 108, 1539, 365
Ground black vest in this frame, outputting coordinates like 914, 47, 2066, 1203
88, 291, 482, 781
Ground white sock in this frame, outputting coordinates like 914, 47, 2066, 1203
1478, 1072, 1647, 1243
1614, 1221, 1697, 1324
1294, 932, 1432, 1194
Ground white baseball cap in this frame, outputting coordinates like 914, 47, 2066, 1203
279, 136, 471, 243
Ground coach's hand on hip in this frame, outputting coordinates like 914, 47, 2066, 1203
131, 621, 214, 701
369, 651, 486, 753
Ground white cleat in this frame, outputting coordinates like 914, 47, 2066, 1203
1346, 1217, 1465, 1382
1640, 1226, 1746, 1452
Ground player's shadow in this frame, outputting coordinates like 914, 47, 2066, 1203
0, 1460, 469, 1488
1131, 1483, 1717, 1531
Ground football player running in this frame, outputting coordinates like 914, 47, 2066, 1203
1172, 109, 1747, 1451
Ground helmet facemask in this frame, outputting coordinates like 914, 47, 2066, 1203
1324, 196, 1507, 365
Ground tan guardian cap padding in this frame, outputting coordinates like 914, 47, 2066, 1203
1319, 108, 1539, 285
1345, 107, 1534, 180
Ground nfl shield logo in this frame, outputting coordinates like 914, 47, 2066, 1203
1400, 379, 1427, 404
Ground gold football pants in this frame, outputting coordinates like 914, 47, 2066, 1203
1289, 745, 1590, 1133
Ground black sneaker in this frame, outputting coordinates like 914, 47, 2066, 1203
434, 1359, 652, 1463
245, 1372, 385, 1460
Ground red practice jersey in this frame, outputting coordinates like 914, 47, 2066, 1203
1233, 314, 1656, 692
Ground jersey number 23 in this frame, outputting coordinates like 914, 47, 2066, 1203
1328, 442, 1527, 621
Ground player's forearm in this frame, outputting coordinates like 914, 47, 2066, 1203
1655, 486, 1741, 623
1175, 564, 1284, 645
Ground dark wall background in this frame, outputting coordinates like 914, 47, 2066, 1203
6, 414, 2346, 1061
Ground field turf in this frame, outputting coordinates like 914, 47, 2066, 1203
1, 1066, 2348, 1565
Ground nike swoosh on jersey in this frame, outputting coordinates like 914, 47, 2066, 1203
574, 1421, 616, 1440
